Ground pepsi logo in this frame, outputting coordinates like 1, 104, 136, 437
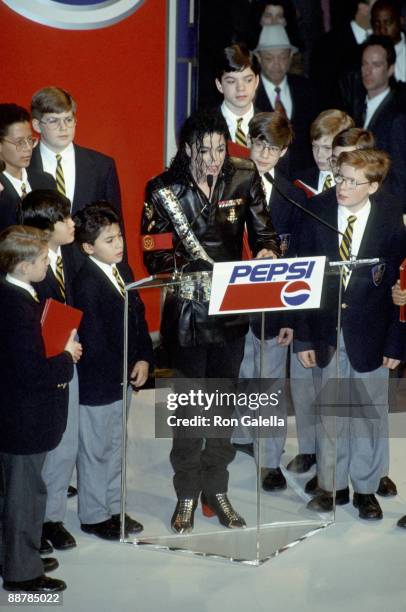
3, 0, 143, 30
281, 281, 311, 306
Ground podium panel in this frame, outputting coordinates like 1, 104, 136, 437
119, 274, 337, 564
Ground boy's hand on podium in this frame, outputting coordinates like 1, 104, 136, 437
130, 360, 149, 388
277, 328, 293, 346
64, 329, 83, 363
298, 350, 316, 368
255, 248, 278, 259
383, 356, 400, 370
392, 280, 406, 306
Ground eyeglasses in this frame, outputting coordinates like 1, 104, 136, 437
1, 136, 38, 151
334, 174, 370, 189
39, 116, 76, 130
251, 139, 283, 155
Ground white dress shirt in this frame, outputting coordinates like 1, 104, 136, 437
260, 75, 293, 119
350, 20, 371, 44
40, 141, 75, 206
395, 32, 406, 82
89, 256, 125, 296
338, 199, 371, 284
48, 246, 62, 277
221, 102, 254, 143
317, 170, 335, 194
261, 168, 275, 204
364, 88, 390, 128
5, 274, 38, 300
3, 168, 32, 197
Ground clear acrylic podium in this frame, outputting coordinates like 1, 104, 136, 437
117, 262, 362, 565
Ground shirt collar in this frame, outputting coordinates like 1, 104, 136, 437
3, 167, 28, 185
48, 246, 62, 266
89, 255, 114, 275
221, 101, 254, 124
5, 274, 37, 299
40, 140, 74, 161
350, 20, 371, 44
261, 74, 288, 92
395, 31, 406, 51
338, 198, 371, 223
366, 87, 390, 104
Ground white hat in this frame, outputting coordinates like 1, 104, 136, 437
255, 24, 298, 54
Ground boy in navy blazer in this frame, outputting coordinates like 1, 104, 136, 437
22, 189, 83, 553
72, 203, 153, 540
30, 87, 121, 216
0, 225, 81, 593
233, 111, 305, 491
297, 149, 406, 520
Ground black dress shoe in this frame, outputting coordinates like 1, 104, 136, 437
3, 575, 66, 593
397, 514, 406, 528
39, 536, 53, 555
201, 493, 246, 528
43, 522, 76, 550
67, 486, 77, 498
111, 513, 143, 534
353, 493, 383, 520
376, 476, 397, 497
286, 453, 316, 473
80, 518, 121, 540
232, 443, 254, 458
304, 475, 324, 496
262, 467, 287, 491
171, 499, 198, 534
307, 487, 350, 512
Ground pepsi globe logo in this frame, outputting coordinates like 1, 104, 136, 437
3, 0, 144, 30
281, 281, 311, 306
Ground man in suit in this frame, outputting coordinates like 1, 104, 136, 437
29, 87, 121, 216
310, 0, 376, 108
297, 148, 406, 520
343, 35, 406, 207
371, 0, 406, 82
254, 25, 318, 175
0, 104, 55, 231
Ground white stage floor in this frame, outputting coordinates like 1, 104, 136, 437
6, 388, 406, 612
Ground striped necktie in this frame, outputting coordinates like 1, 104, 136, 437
274, 86, 287, 117
54, 255, 66, 301
235, 117, 247, 146
323, 174, 333, 191
55, 154, 66, 195
339, 215, 357, 288
32, 291, 40, 303
21, 182, 27, 198
112, 266, 126, 297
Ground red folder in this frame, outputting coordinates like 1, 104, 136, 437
400, 258, 406, 322
41, 298, 83, 358
227, 140, 250, 159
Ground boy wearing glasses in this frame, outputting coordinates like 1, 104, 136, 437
297, 149, 406, 520
30, 87, 121, 215
233, 112, 306, 491
0, 104, 55, 231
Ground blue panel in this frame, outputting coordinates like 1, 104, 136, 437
175, 0, 199, 135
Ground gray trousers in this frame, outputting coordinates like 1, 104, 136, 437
77, 398, 124, 525
0, 453, 46, 581
290, 348, 322, 455
42, 366, 79, 522
233, 328, 288, 468
316, 334, 389, 493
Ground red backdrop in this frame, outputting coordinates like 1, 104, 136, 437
0, 0, 166, 328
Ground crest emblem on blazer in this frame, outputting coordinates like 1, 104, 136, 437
2, 0, 143, 30
279, 233, 291, 256
371, 263, 385, 286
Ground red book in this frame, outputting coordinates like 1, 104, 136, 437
41, 298, 83, 358
293, 179, 317, 199
227, 140, 250, 159
400, 258, 406, 322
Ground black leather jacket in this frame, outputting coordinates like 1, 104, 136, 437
141, 157, 279, 346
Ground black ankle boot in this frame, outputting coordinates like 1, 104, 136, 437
201, 492, 246, 528
171, 499, 197, 534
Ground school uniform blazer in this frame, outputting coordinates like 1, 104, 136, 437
251, 170, 306, 339
33, 243, 84, 306
255, 74, 319, 175
72, 259, 154, 405
0, 169, 56, 231
296, 190, 406, 372
0, 281, 73, 454
30, 143, 121, 215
